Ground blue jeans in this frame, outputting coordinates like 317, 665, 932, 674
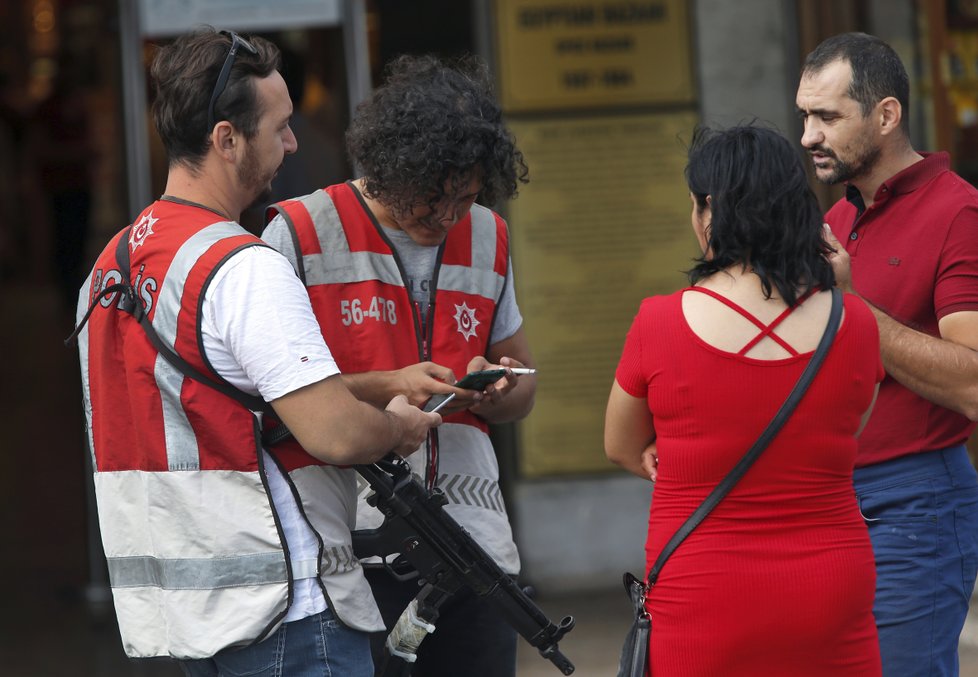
854, 445, 978, 677
179, 608, 373, 677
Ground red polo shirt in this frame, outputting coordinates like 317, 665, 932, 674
825, 152, 978, 467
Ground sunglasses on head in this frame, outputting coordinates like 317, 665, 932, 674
206, 30, 258, 132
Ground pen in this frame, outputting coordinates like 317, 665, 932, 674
509, 368, 537, 375
427, 392, 456, 413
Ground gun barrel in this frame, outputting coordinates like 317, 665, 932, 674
540, 645, 576, 675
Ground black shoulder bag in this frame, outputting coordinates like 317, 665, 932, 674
617, 286, 843, 677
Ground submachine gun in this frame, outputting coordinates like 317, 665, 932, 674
353, 454, 576, 676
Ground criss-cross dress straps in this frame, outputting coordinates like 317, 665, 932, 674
685, 287, 817, 357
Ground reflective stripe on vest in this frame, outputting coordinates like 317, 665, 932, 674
106, 547, 357, 589
436, 472, 506, 513
356, 470, 504, 514
154, 221, 247, 471
298, 189, 505, 301
107, 552, 287, 589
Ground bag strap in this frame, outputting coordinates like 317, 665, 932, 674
646, 287, 843, 587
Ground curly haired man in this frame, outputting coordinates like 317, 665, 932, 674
262, 54, 536, 676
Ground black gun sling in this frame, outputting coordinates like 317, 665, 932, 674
66, 225, 272, 416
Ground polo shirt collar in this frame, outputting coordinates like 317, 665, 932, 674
845, 151, 950, 212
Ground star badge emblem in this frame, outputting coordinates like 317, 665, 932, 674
129, 211, 158, 251
453, 302, 480, 342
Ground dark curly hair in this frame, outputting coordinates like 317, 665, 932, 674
685, 123, 835, 306
346, 54, 529, 216
151, 27, 280, 169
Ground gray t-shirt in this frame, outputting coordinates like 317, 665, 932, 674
262, 214, 523, 346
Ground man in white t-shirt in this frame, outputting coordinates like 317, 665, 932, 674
73, 29, 440, 677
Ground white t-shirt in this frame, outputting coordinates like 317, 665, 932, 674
199, 245, 335, 622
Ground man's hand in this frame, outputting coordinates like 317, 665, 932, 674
823, 224, 853, 293
398, 361, 488, 414
385, 394, 442, 458
467, 355, 529, 409
271, 377, 440, 465
392, 362, 472, 408
341, 362, 481, 413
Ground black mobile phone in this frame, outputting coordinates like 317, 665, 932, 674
455, 368, 507, 390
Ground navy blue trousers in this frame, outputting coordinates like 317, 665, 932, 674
855, 445, 978, 676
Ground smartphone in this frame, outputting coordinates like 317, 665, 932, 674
454, 368, 508, 390
422, 392, 456, 413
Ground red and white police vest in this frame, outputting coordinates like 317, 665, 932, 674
267, 183, 520, 573
77, 200, 381, 659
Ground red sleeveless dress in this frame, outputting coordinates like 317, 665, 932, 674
615, 288, 883, 676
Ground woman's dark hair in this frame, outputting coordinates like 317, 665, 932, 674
151, 28, 280, 169
685, 123, 834, 306
346, 54, 529, 216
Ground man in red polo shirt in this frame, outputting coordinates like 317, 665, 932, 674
796, 32, 978, 676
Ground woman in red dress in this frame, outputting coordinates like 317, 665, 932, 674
605, 124, 883, 676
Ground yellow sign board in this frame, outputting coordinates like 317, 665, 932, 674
495, 0, 694, 112
508, 110, 700, 476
